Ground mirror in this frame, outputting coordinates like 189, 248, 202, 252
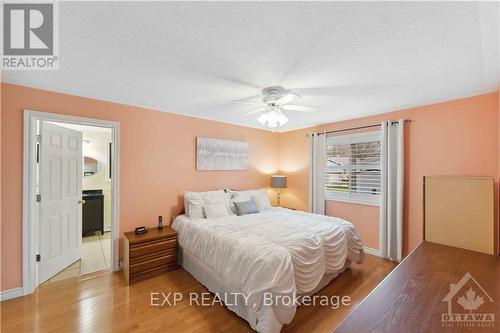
84, 156, 99, 177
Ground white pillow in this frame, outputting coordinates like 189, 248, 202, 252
203, 203, 229, 219
232, 189, 271, 211
232, 189, 257, 202
184, 190, 232, 219
252, 192, 272, 211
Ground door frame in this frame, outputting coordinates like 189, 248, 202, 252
23, 110, 121, 295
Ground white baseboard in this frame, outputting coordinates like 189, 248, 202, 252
363, 246, 383, 258
0, 287, 23, 301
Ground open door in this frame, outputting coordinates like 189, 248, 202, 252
38, 122, 83, 283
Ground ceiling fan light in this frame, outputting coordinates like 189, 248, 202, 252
257, 113, 268, 126
257, 110, 288, 128
257, 111, 276, 127
257, 114, 269, 126
277, 112, 288, 126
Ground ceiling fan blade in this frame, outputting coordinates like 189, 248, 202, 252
187, 67, 262, 89
292, 84, 394, 96
240, 108, 267, 117
282, 104, 318, 112
207, 75, 261, 89
275, 94, 296, 105
232, 101, 265, 106
231, 94, 262, 103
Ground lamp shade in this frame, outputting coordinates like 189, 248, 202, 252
271, 175, 287, 189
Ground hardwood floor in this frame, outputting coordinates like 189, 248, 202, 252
1, 254, 396, 333
335, 242, 500, 333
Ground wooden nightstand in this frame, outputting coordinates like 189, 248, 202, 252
123, 227, 177, 284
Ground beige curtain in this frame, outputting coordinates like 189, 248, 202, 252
379, 120, 405, 261
308, 133, 326, 214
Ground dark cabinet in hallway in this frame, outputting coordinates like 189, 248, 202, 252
82, 190, 104, 235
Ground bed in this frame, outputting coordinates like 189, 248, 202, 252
172, 199, 364, 333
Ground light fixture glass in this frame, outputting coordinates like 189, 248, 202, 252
257, 109, 288, 128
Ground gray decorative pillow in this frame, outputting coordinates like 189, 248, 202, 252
234, 200, 259, 216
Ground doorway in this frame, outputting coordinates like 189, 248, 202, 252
22, 110, 120, 295
44, 122, 113, 283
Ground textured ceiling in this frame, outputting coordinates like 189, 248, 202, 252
2, 1, 499, 131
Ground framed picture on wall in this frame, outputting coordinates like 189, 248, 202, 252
196, 137, 249, 171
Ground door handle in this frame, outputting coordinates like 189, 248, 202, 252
78, 200, 86, 204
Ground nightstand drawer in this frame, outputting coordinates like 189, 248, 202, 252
123, 227, 178, 284
129, 252, 176, 275
130, 238, 177, 258
130, 247, 176, 265
129, 264, 177, 283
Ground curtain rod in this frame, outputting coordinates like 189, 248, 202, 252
306, 119, 412, 137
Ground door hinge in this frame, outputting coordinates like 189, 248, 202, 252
36, 194, 41, 202
36, 134, 42, 143
36, 254, 41, 262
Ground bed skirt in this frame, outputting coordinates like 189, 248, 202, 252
178, 246, 351, 333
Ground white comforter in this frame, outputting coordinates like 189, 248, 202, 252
172, 208, 364, 332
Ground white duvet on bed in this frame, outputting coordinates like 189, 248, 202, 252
172, 208, 364, 333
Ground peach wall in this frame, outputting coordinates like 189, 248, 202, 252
1, 83, 279, 291
279, 92, 500, 255
325, 202, 379, 249
2, 83, 499, 293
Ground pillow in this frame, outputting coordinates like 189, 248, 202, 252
224, 189, 237, 213
232, 189, 259, 202
233, 189, 271, 210
234, 200, 259, 216
251, 190, 272, 211
203, 203, 229, 219
184, 195, 203, 220
184, 190, 232, 219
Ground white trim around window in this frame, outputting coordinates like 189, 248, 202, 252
325, 131, 381, 146
325, 195, 381, 206
325, 130, 382, 206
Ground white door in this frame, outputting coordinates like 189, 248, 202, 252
38, 122, 83, 283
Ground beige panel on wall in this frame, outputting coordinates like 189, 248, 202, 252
424, 176, 494, 255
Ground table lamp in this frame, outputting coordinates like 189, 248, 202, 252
271, 175, 287, 207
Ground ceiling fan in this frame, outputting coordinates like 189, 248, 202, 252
232, 86, 317, 128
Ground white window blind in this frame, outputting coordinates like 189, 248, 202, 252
325, 131, 381, 205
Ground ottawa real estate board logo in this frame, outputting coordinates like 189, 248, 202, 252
442, 272, 495, 329
2, 2, 59, 70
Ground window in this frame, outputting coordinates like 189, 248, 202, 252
325, 131, 381, 205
